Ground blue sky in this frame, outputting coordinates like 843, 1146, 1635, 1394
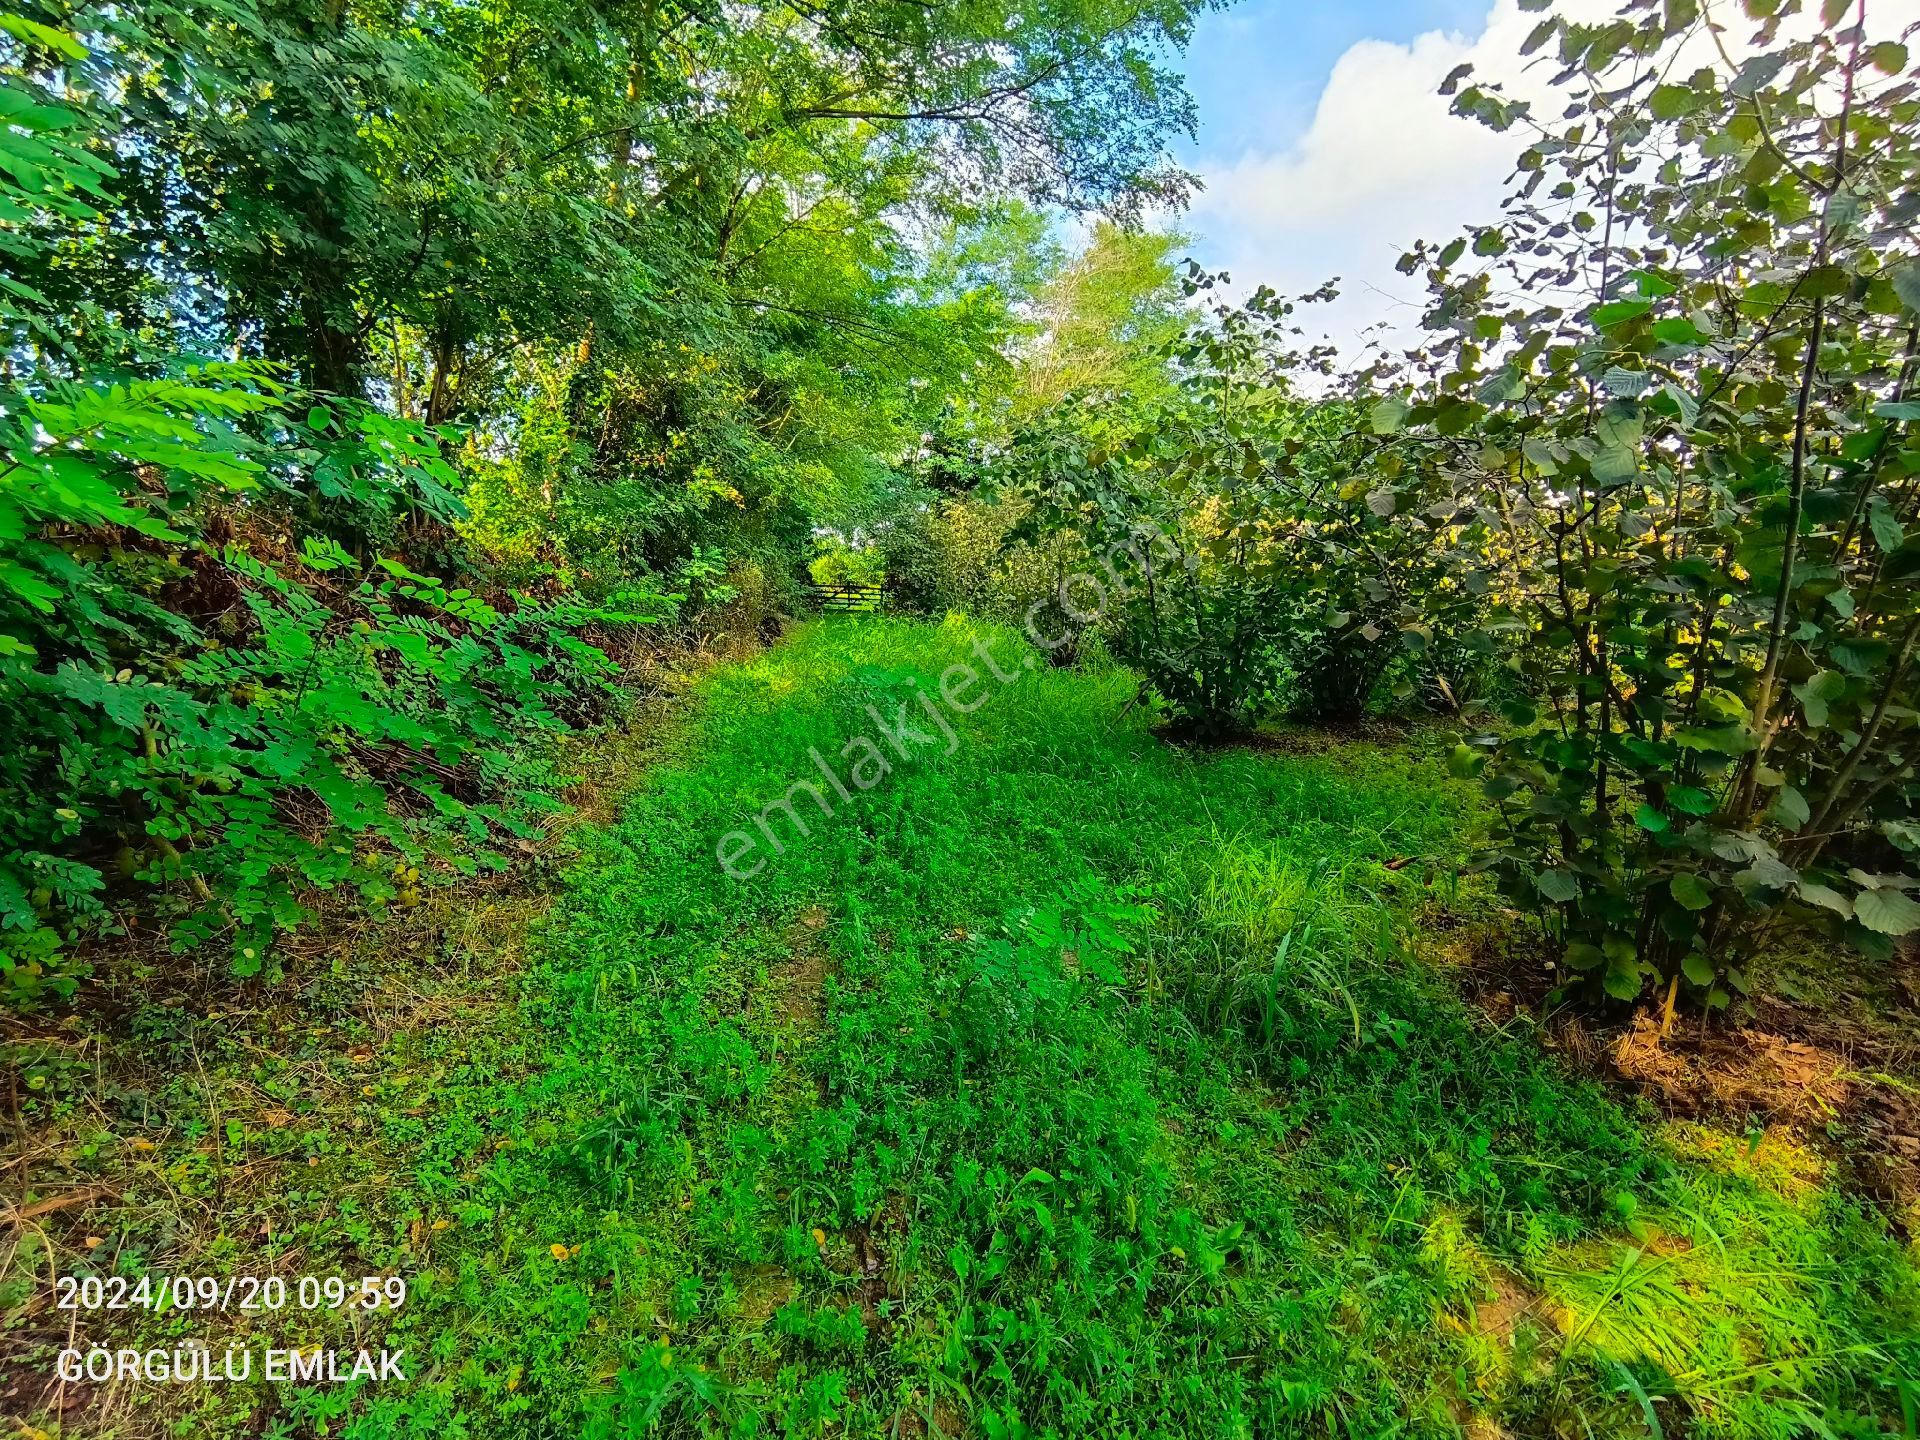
1150, 0, 1535, 354
1156, 0, 1920, 354
1174, 0, 1492, 163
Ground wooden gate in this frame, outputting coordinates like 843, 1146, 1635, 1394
807, 580, 887, 613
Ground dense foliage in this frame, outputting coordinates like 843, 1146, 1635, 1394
1005, 281, 1482, 729
9, 2, 1920, 1434
1388, 0, 1920, 1007
985, 0, 1920, 1008
0, 0, 1210, 1000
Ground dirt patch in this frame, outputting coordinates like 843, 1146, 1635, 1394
1, 1368, 95, 1432
1572, 1014, 1920, 1223
734, 1265, 797, 1327
1606, 1015, 1850, 1120
891, 1395, 967, 1438
803, 1194, 913, 1340
1426, 904, 1920, 1227
1152, 716, 1414, 756
842, 1194, 912, 1331
771, 906, 836, 1030
1426, 911, 1558, 1014
1473, 1267, 1541, 1342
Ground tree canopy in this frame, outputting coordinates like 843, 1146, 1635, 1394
0, 0, 1212, 995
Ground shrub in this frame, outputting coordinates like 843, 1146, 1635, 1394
870, 503, 950, 614
1003, 292, 1482, 734
0, 366, 668, 1003
1376, 2, 1920, 1006
807, 534, 885, 587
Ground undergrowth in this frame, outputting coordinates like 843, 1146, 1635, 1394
9, 618, 1917, 1438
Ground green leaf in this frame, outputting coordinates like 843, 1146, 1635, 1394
1743, 856, 1799, 892
0, 560, 62, 610
1771, 785, 1810, 829
1659, 382, 1700, 428
1433, 396, 1483, 435
1477, 368, 1524, 405
1854, 886, 1920, 935
1892, 263, 1920, 317
1564, 942, 1604, 971
1536, 869, 1580, 903
1367, 395, 1413, 433
1870, 40, 1909, 74
1595, 404, 1643, 451
300, 535, 354, 572
1669, 872, 1713, 910
1667, 785, 1716, 816
1651, 316, 1706, 346
1591, 445, 1639, 484
1592, 298, 1652, 327
1796, 883, 1851, 917
1801, 265, 1851, 299
1675, 724, 1756, 755
1681, 952, 1715, 986
1603, 954, 1643, 1001
1649, 84, 1695, 120
1634, 802, 1669, 833
1710, 832, 1773, 865
1869, 501, 1904, 553
1792, 670, 1844, 728
0, 14, 87, 59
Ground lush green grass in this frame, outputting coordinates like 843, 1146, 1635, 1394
21, 618, 1919, 1438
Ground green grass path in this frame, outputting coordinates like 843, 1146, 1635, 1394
181, 619, 1920, 1438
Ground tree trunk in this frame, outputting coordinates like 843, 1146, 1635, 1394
424, 320, 461, 427
299, 290, 362, 397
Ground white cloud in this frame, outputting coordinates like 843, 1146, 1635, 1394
1182, 0, 1558, 356
1182, 0, 1920, 361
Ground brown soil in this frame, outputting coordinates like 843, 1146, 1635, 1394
1152, 715, 1415, 755
1428, 908, 1920, 1229
771, 905, 835, 1031
838, 1192, 911, 1331
1473, 1266, 1543, 1343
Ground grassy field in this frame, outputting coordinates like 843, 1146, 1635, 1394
11, 617, 1919, 1438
